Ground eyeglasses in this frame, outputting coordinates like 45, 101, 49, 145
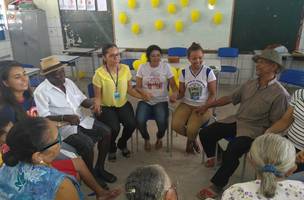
39, 131, 62, 152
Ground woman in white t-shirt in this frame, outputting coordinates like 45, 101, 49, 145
222, 134, 304, 200
135, 45, 178, 151
171, 42, 216, 154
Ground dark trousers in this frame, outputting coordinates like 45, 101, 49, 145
199, 122, 253, 188
136, 101, 169, 140
63, 120, 111, 172
96, 101, 136, 153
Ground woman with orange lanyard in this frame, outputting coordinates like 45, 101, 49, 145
92, 44, 143, 162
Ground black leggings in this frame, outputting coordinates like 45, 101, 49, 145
96, 101, 136, 153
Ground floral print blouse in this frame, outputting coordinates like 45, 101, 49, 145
222, 180, 304, 200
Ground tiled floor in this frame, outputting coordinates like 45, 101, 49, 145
75, 77, 297, 200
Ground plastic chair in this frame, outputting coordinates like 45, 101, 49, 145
217, 47, 239, 85
21, 64, 45, 87
120, 58, 137, 70
168, 47, 187, 57
279, 69, 304, 87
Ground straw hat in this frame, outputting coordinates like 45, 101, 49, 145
40, 56, 67, 75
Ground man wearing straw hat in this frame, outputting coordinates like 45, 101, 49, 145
196, 49, 290, 199
34, 56, 117, 188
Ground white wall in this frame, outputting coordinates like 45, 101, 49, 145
0, 32, 13, 60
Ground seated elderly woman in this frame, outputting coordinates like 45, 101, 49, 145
0, 117, 83, 199
221, 134, 304, 200
125, 164, 177, 200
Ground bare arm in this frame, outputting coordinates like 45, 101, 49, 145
80, 99, 94, 109
127, 80, 143, 99
266, 106, 294, 134
93, 85, 102, 114
135, 77, 152, 101
195, 95, 233, 115
55, 178, 80, 200
205, 80, 216, 105
177, 82, 185, 99
168, 77, 178, 102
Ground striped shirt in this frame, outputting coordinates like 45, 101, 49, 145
288, 89, 304, 150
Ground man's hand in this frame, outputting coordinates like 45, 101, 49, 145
92, 99, 102, 115
142, 92, 153, 101
194, 105, 208, 115
63, 115, 80, 125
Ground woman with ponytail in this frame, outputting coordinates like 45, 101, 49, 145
222, 134, 304, 200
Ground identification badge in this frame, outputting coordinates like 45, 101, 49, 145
114, 91, 120, 99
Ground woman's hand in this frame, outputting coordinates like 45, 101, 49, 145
169, 92, 178, 103
92, 99, 102, 115
296, 150, 304, 163
142, 92, 153, 101
96, 188, 122, 200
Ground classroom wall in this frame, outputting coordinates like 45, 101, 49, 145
0, 34, 13, 60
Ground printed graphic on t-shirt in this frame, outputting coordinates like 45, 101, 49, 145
187, 80, 205, 100
146, 76, 163, 97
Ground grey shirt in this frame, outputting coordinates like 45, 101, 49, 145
220, 78, 290, 138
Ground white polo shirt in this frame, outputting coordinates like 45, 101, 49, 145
34, 78, 92, 139
179, 65, 216, 107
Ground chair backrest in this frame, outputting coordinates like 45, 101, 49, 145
120, 58, 137, 70
21, 64, 35, 68
168, 47, 187, 57
218, 47, 239, 58
279, 69, 304, 87
87, 83, 95, 98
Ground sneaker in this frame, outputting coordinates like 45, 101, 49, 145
108, 152, 116, 162
120, 148, 131, 158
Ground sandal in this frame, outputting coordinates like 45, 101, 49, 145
204, 158, 216, 168
193, 139, 201, 153
144, 140, 151, 151
155, 140, 163, 150
196, 186, 219, 200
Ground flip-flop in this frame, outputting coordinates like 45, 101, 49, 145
196, 187, 218, 200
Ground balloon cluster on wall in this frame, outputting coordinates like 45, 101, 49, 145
119, 0, 224, 35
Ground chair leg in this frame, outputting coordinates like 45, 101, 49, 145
241, 153, 247, 181
136, 129, 139, 152
214, 141, 219, 169
131, 132, 134, 153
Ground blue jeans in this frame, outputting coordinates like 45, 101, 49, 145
136, 101, 169, 140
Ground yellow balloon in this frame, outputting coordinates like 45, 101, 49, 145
180, 0, 189, 7
128, 0, 137, 9
213, 11, 223, 25
191, 9, 201, 22
119, 12, 128, 24
208, 0, 216, 6
131, 23, 141, 35
154, 19, 164, 31
140, 53, 147, 63
167, 3, 176, 14
151, 0, 160, 8
175, 20, 184, 32
133, 60, 143, 71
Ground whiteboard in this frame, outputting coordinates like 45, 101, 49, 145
113, 0, 234, 50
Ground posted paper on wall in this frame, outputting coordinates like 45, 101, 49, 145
86, 0, 96, 11
62, 0, 77, 10
77, 0, 86, 10
97, 0, 107, 11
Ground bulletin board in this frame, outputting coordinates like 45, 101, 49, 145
113, 0, 234, 50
